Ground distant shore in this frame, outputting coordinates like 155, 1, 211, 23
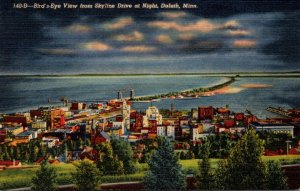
1, 71, 300, 78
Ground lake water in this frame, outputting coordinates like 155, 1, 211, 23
0, 75, 299, 118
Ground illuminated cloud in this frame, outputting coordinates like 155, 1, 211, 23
159, 11, 187, 18
83, 41, 111, 51
228, 29, 252, 36
65, 24, 92, 33
104, 17, 134, 30
113, 31, 144, 41
156, 34, 173, 44
233, 39, 256, 48
37, 48, 75, 55
148, 20, 220, 33
223, 20, 240, 28
121, 45, 156, 52
178, 33, 195, 41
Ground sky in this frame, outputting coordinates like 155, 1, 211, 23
0, 0, 299, 74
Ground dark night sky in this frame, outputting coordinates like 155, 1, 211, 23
0, 0, 299, 74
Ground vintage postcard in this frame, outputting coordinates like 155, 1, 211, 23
0, 0, 299, 190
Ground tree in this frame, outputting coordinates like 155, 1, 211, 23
13, 146, 20, 160
267, 161, 288, 189
144, 137, 186, 190
96, 143, 124, 175
72, 159, 101, 191
111, 138, 136, 174
197, 141, 214, 189
75, 138, 84, 150
180, 151, 186, 160
214, 128, 268, 190
31, 163, 58, 191
2, 144, 11, 160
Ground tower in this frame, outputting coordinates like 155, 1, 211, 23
171, 103, 174, 116
130, 89, 135, 99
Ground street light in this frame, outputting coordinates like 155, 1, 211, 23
286, 140, 292, 155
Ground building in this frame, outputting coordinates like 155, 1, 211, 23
31, 107, 65, 130
52, 115, 65, 129
0, 125, 24, 136
31, 120, 47, 131
144, 106, 163, 126
157, 125, 175, 139
198, 106, 214, 120
166, 125, 175, 139
91, 130, 111, 144
112, 121, 125, 135
15, 130, 38, 141
122, 100, 131, 131
3, 114, 29, 126
130, 112, 143, 132
70, 102, 85, 110
250, 122, 294, 137
191, 108, 198, 119
42, 137, 60, 148
191, 124, 204, 141
157, 126, 165, 137
142, 106, 163, 135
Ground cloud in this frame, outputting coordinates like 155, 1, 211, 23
223, 20, 240, 29
148, 20, 220, 33
113, 31, 144, 41
65, 24, 92, 33
159, 11, 187, 18
37, 48, 76, 55
228, 29, 252, 36
104, 17, 134, 30
156, 34, 173, 44
178, 33, 196, 41
233, 39, 256, 48
121, 45, 156, 52
83, 41, 111, 51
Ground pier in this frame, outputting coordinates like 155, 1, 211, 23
266, 107, 291, 117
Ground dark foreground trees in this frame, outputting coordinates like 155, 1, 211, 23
143, 137, 186, 190
267, 160, 288, 189
197, 140, 215, 189
72, 159, 101, 191
96, 143, 124, 175
111, 138, 137, 174
31, 162, 58, 191
213, 128, 288, 190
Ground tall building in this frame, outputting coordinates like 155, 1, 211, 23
145, 106, 163, 125
122, 100, 131, 131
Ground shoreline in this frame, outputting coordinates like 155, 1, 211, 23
130, 77, 236, 101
